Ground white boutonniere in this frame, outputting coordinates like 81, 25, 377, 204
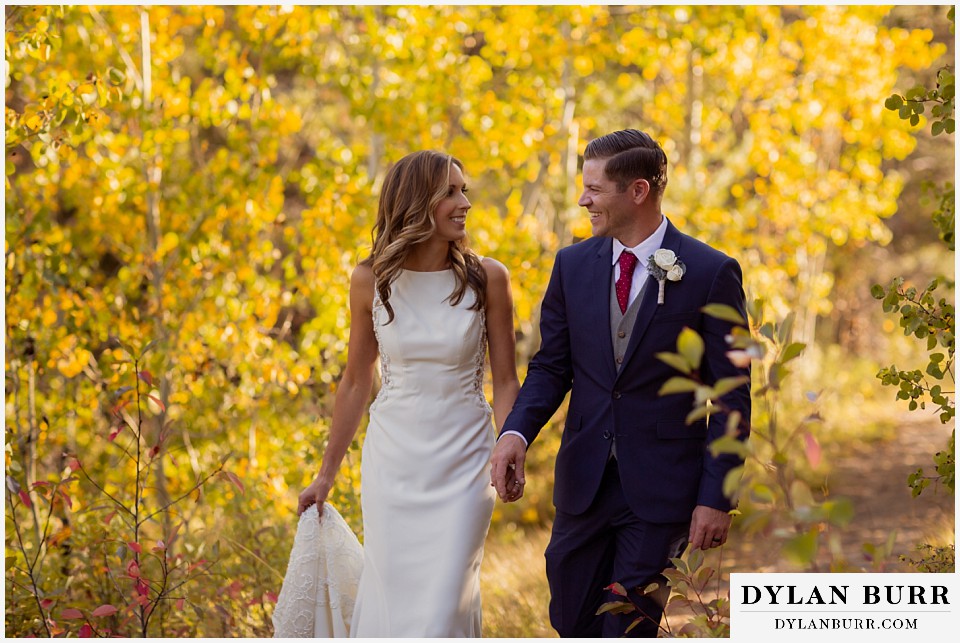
646, 249, 685, 305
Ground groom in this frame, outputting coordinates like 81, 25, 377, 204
491, 129, 751, 637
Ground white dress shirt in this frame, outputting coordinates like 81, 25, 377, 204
500, 216, 670, 447
611, 214, 669, 310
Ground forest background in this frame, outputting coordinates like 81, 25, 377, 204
4, 4, 955, 638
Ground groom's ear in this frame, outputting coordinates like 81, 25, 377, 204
630, 179, 650, 205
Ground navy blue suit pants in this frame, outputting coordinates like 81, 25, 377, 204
545, 458, 689, 637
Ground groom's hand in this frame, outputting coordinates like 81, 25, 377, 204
490, 434, 527, 502
688, 505, 731, 550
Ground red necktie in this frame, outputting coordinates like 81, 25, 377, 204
616, 251, 639, 314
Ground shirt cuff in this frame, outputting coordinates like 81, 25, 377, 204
498, 430, 528, 447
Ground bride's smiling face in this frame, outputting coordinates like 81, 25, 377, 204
431, 164, 471, 242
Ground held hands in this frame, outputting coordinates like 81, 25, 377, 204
490, 434, 527, 502
297, 476, 333, 521
688, 504, 732, 550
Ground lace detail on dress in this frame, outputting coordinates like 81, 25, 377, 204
370, 290, 390, 413
472, 307, 493, 415
272, 503, 364, 638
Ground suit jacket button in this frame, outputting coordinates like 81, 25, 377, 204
617, 331, 626, 338
616, 356, 623, 364
603, 430, 612, 440
612, 391, 622, 399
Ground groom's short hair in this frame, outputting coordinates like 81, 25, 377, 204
584, 129, 668, 196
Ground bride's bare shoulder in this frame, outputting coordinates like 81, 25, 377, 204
350, 263, 375, 307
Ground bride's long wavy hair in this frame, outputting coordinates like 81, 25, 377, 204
366, 150, 486, 324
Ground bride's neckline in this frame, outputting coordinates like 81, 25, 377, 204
401, 267, 452, 274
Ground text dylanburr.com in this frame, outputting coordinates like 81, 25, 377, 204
731, 573, 958, 641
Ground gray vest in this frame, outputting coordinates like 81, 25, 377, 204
610, 272, 650, 369
608, 270, 650, 458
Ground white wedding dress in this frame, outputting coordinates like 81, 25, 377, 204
273, 268, 496, 637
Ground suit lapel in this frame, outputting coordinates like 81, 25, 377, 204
615, 220, 684, 382
590, 238, 618, 382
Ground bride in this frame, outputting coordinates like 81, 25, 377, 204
285, 150, 521, 637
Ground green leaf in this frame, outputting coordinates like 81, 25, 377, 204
596, 601, 636, 616
783, 530, 819, 566
725, 411, 743, 433
885, 94, 903, 110
108, 67, 126, 85
822, 498, 855, 527
870, 284, 885, 299
750, 482, 774, 502
659, 376, 700, 396
723, 466, 745, 501
687, 546, 705, 572
677, 327, 705, 370
711, 376, 750, 398
701, 303, 746, 326
709, 435, 749, 459
686, 406, 710, 425
656, 351, 691, 375
777, 312, 795, 345
624, 617, 645, 635
759, 322, 775, 342
780, 342, 805, 364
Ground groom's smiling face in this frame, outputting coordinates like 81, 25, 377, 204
578, 158, 640, 242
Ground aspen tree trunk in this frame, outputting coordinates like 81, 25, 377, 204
139, 7, 173, 546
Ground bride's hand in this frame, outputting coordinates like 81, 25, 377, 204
490, 434, 527, 502
297, 476, 332, 518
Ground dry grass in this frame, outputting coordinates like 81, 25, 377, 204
481, 526, 557, 637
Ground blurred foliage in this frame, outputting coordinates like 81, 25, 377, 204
900, 543, 955, 573
874, 5, 954, 499
3, 4, 953, 636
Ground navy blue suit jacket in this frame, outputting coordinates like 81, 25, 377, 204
501, 220, 751, 523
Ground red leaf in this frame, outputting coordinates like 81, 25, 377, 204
103, 510, 116, 525
61, 608, 84, 620
127, 542, 142, 554
138, 370, 153, 386
68, 459, 80, 472
605, 582, 628, 597
32, 481, 51, 488
126, 560, 140, 578
146, 394, 166, 412
18, 489, 32, 508
111, 399, 131, 417
58, 488, 74, 509
136, 579, 149, 597
265, 591, 278, 603
148, 445, 160, 459
220, 470, 245, 495
803, 431, 822, 469
79, 624, 94, 637
40, 599, 54, 609
91, 604, 117, 617
175, 598, 185, 610
108, 426, 122, 442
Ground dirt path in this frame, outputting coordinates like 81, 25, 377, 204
481, 417, 955, 636
722, 416, 954, 573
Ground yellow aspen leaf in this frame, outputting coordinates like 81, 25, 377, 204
41, 308, 58, 327
158, 231, 179, 258
291, 363, 310, 385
